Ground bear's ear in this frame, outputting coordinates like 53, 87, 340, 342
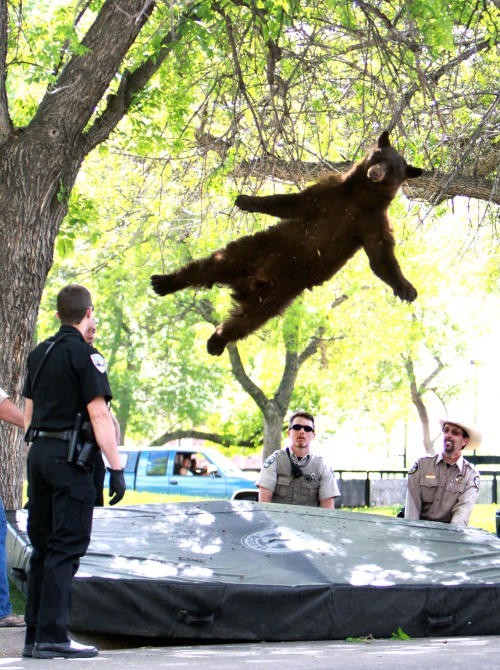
378, 131, 391, 147
406, 165, 423, 179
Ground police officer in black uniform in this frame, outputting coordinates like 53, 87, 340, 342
22, 284, 126, 659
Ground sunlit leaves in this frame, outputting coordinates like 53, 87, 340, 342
407, 0, 455, 54
7, 0, 497, 451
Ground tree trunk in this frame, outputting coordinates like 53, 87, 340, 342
0, 0, 159, 506
0, 127, 77, 507
262, 409, 285, 461
403, 353, 444, 455
225, 319, 324, 461
0, 425, 25, 509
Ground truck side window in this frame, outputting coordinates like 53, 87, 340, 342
146, 450, 168, 476
193, 452, 218, 477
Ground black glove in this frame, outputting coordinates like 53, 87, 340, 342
107, 468, 126, 506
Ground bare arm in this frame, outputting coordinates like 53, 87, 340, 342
87, 396, 122, 470
0, 396, 24, 428
24, 398, 33, 433
110, 411, 121, 444
258, 486, 274, 503
319, 497, 334, 509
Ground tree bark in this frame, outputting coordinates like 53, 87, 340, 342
403, 353, 444, 455
0, 0, 161, 506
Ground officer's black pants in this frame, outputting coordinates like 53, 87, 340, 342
25, 439, 95, 644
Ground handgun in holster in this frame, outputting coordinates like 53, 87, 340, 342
67, 413, 98, 471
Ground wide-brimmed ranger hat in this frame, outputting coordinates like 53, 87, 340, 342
439, 418, 482, 451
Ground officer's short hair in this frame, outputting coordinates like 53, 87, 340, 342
288, 409, 315, 430
57, 284, 93, 325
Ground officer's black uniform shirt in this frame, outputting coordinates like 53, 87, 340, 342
22, 325, 112, 430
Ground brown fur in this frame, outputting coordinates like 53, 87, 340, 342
151, 131, 423, 355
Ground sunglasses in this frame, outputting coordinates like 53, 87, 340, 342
290, 424, 314, 433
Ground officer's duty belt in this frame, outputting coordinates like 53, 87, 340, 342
33, 430, 72, 441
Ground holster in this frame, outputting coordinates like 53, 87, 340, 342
67, 413, 98, 471
25, 427, 35, 443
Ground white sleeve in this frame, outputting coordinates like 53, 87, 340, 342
256, 452, 279, 491
319, 462, 341, 499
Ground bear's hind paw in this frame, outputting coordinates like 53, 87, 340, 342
207, 333, 227, 356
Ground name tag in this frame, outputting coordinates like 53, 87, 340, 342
425, 474, 436, 479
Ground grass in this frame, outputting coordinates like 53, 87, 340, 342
350, 503, 498, 533
9, 580, 25, 615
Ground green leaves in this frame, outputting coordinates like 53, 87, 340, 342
9, 0, 496, 453
408, 0, 455, 53
391, 627, 411, 640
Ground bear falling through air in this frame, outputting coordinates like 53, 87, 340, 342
151, 131, 423, 356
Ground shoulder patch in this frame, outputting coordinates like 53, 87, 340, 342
263, 454, 276, 468
90, 353, 107, 374
408, 462, 419, 475
474, 475, 480, 490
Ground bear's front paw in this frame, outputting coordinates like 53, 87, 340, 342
235, 194, 256, 212
394, 282, 418, 302
151, 274, 176, 296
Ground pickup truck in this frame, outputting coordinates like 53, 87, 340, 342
108, 445, 257, 500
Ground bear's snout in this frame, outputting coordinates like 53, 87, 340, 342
367, 164, 387, 182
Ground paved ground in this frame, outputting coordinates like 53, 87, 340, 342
1, 628, 500, 669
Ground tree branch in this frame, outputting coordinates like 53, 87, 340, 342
0, 0, 12, 136
85, 4, 199, 151
234, 157, 499, 205
227, 342, 270, 411
30, 0, 157, 142
149, 427, 256, 448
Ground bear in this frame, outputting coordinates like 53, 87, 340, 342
151, 131, 423, 356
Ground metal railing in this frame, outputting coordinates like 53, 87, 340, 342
335, 467, 499, 507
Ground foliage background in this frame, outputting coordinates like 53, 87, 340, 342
1, 0, 498, 485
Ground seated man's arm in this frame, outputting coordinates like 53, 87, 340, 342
450, 477, 480, 526
404, 465, 422, 520
319, 497, 334, 509
258, 486, 274, 503
319, 462, 340, 510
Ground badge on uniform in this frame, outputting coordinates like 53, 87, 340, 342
263, 454, 276, 468
456, 475, 464, 483
474, 475, 480, 489
90, 353, 107, 373
408, 462, 418, 474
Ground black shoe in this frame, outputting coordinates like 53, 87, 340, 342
33, 639, 98, 659
22, 644, 34, 657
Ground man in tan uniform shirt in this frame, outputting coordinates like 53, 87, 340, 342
404, 418, 481, 526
